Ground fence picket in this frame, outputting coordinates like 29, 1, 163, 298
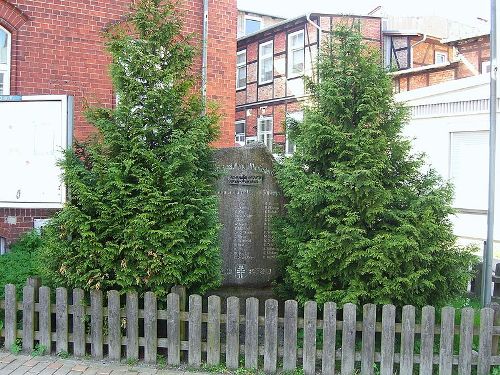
167, 292, 180, 365
188, 294, 202, 367
458, 307, 474, 375
107, 290, 121, 361
4, 284, 17, 350
90, 290, 103, 359
399, 305, 415, 375
283, 300, 298, 372
126, 291, 139, 361
380, 304, 395, 375
22, 285, 35, 352
144, 291, 158, 364
361, 304, 376, 375
321, 302, 336, 375
73, 288, 86, 357
439, 306, 455, 375
477, 307, 494, 375
245, 297, 259, 369
3, 287, 500, 375
39, 286, 51, 352
226, 296, 240, 370
341, 303, 356, 375
56, 287, 68, 355
207, 295, 221, 365
419, 306, 435, 375
264, 299, 279, 374
303, 301, 317, 375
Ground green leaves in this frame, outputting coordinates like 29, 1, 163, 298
274, 25, 477, 308
39, 0, 221, 297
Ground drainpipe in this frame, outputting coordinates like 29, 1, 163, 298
306, 13, 321, 32
202, 0, 208, 114
410, 34, 427, 68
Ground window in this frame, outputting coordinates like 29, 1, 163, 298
259, 41, 273, 85
245, 16, 262, 35
383, 35, 410, 70
435, 51, 448, 64
246, 136, 257, 144
236, 50, 246, 90
285, 111, 303, 156
257, 117, 273, 152
288, 30, 304, 77
0, 26, 11, 95
235, 120, 246, 146
0, 236, 5, 255
482, 61, 491, 74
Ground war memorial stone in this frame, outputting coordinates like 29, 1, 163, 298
214, 144, 284, 292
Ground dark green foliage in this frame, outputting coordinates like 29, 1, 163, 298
39, 0, 222, 297
0, 231, 42, 298
273, 25, 477, 308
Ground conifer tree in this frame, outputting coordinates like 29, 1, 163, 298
273, 25, 476, 307
40, 0, 222, 296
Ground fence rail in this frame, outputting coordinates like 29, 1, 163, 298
1, 284, 500, 375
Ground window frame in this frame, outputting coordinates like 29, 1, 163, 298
482, 60, 491, 74
285, 111, 303, 156
235, 120, 246, 146
244, 15, 262, 36
257, 116, 273, 152
287, 30, 305, 78
0, 25, 12, 95
236, 50, 247, 90
435, 51, 448, 64
258, 40, 274, 85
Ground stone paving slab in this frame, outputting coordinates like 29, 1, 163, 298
0, 352, 217, 375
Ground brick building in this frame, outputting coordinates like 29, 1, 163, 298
234, 14, 382, 154
0, 0, 236, 247
391, 33, 491, 92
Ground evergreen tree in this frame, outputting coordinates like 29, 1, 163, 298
40, 0, 221, 296
273, 25, 477, 307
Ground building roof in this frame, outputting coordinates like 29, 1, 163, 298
238, 9, 287, 21
443, 32, 490, 44
389, 61, 458, 77
237, 13, 381, 43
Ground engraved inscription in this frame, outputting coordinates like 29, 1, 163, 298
228, 174, 263, 186
215, 145, 284, 287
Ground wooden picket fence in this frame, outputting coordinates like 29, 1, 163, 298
2, 284, 500, 375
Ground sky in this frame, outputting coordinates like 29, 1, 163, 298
237, 0, 492, 29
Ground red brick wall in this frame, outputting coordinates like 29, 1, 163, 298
2, 0, 235, 145
0, 0, 236, 243
410, 37, 452, 67
0, 208, 57, 246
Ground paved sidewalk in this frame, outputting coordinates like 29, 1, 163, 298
0, 351, 212, 375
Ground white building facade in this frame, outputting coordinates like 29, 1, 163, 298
396, 74, 500, 252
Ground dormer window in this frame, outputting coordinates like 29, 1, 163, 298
245, 16, 262, 35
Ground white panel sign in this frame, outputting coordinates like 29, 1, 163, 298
0, 95, 73, 208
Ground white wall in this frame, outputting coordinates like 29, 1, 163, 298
396, 75, 500, 252
0, 95, 72, 208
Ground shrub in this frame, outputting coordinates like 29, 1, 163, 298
39, 0, 222, 297
0, 230, 42, 298
273, 25, 477, 308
